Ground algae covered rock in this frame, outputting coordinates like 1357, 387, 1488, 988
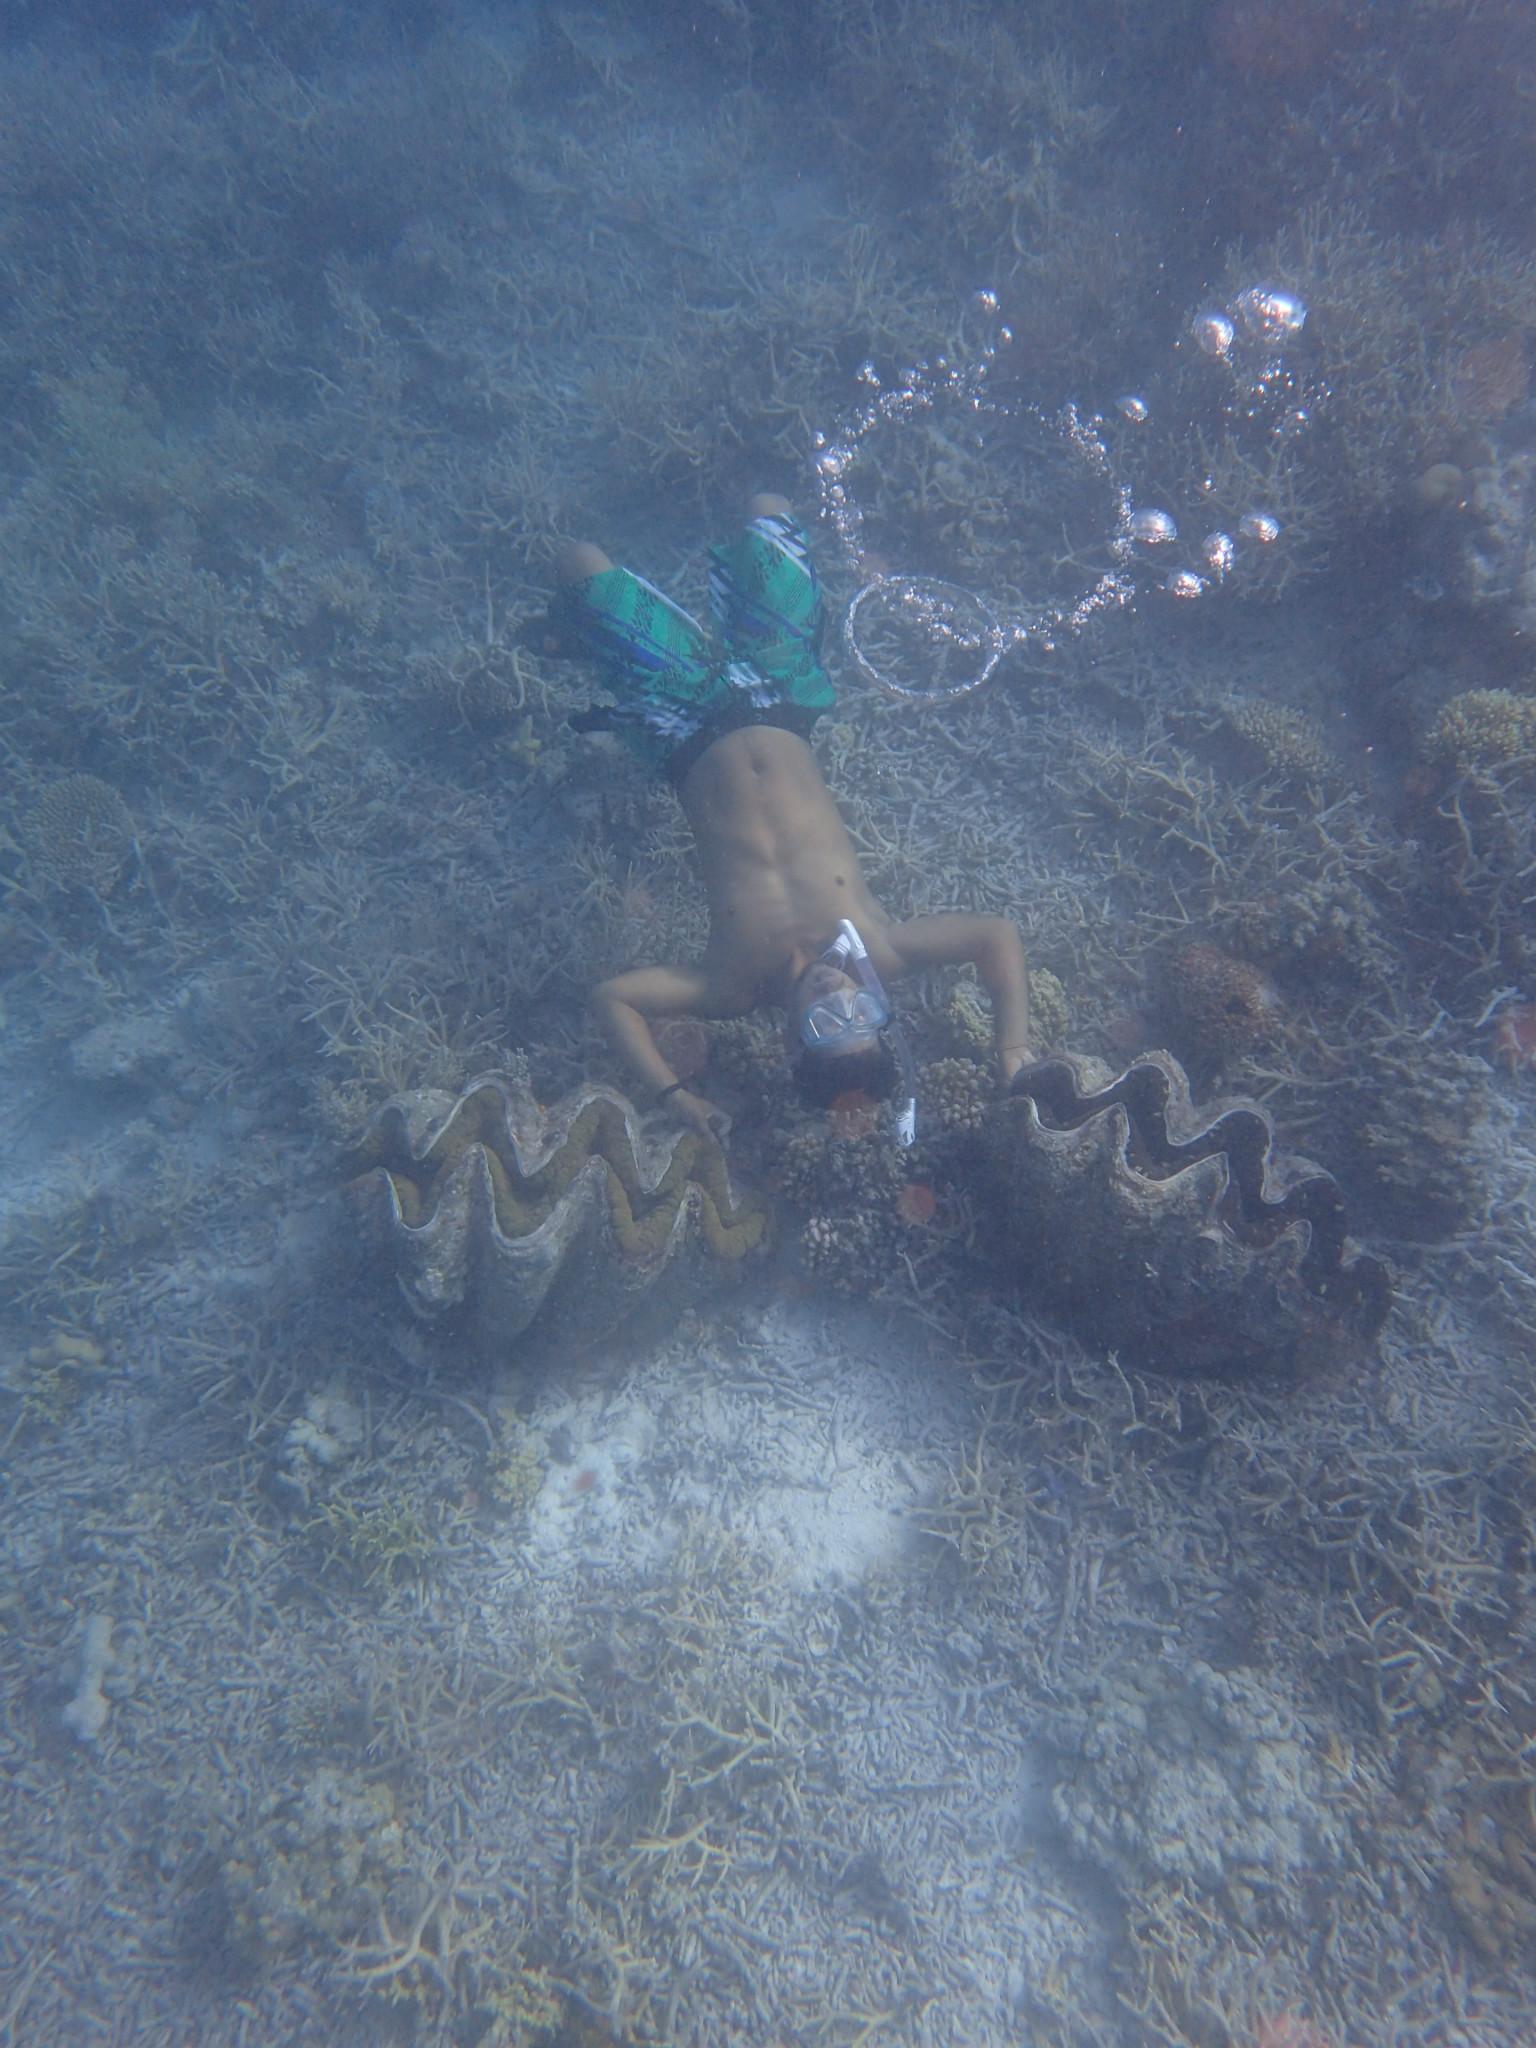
221, 1766, 407, 1954
989, 1051, 1390, 1375
347, 1074, 769, 1360
1043, 1660, 1345, 1921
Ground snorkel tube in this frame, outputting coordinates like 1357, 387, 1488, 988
821, 920, 919, 1147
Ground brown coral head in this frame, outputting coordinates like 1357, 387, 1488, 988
653, 1018, 711, 1083
1207, 0, 1340, 82
1158, 944, 1280, 1065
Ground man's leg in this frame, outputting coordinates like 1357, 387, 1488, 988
707, 497, 836, 713
552, 542, 715, 700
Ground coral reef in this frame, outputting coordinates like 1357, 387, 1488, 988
20, 774, 136, 897
990, 1052, 1390, 1373
1427, 687, 1536, 771
1329, 1046, 1495, 1241
1220, 698, 1334, 785
1456, 443, 1536, 636
349, 1075, 769, 1359
921, 1057, 993, 1138
5, 6, 1536, 2044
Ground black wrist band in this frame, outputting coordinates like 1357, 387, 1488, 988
655, 1079, 687, 1104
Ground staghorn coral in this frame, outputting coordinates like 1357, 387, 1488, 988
21, 775, 136, 897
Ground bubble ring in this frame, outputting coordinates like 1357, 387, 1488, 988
843, 575, 1005, 702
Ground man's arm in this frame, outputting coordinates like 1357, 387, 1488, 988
591, 964, 734, 1143
887, 913, 1032, 1081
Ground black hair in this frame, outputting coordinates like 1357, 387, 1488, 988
793, 1036, 900, 1110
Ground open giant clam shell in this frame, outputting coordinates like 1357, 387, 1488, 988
346, 1075, 769, 1361
993, 1052, 1391, 1374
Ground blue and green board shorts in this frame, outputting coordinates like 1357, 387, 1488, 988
555, 513, 837, 785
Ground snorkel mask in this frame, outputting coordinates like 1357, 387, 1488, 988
799, 920, 919, 1146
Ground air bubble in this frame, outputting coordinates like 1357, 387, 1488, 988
1201, 532, 1235, 578
1128, 508, 1178, 544
1232, 286, 1307, 340
1238, 512, 1281, 543
1165, 569, 1207, 599
1117, 395, 1149, 422
1193, 312, 1235, 358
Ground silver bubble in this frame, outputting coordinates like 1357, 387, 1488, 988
1232, 286, 1307, 340
972, 288, 1000, 313
1128, 508, 1178, 544
1193, 312, 1235, 357
1117, 394, 1150, 422
1201, 532, 1235, 577
1238, 511, 1281, 544
856, 360, 880, 386
1165, 570, 1207, 599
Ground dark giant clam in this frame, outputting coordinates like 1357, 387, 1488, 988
990, 1051, 1390, 1374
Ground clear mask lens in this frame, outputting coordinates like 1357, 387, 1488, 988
802, 987, 888, 1046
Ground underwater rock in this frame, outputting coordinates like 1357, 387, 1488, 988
988, 1051, 1390, 1375
69, 1007, 181, 1085
1043, 1659, 1346, 1919
1460, 445, 1536, 635
221, 1767, 407, 1954
347, 1075, 769, 1361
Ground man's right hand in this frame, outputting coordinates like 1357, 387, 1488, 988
666, 1087, 732, 1150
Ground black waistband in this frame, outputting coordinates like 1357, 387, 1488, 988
665, 701, 825, 789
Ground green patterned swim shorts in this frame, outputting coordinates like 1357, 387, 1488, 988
555, 513, 836, 784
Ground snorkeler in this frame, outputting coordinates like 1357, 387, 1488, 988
541, 495, 1032, 1147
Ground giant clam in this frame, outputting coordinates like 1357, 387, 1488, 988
987, 1052, 1390, 1374
347, 1076, 769, 1360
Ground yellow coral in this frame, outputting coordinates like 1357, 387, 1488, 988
1029, 967, 1072, 1050
489, 1421, 545, 1513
